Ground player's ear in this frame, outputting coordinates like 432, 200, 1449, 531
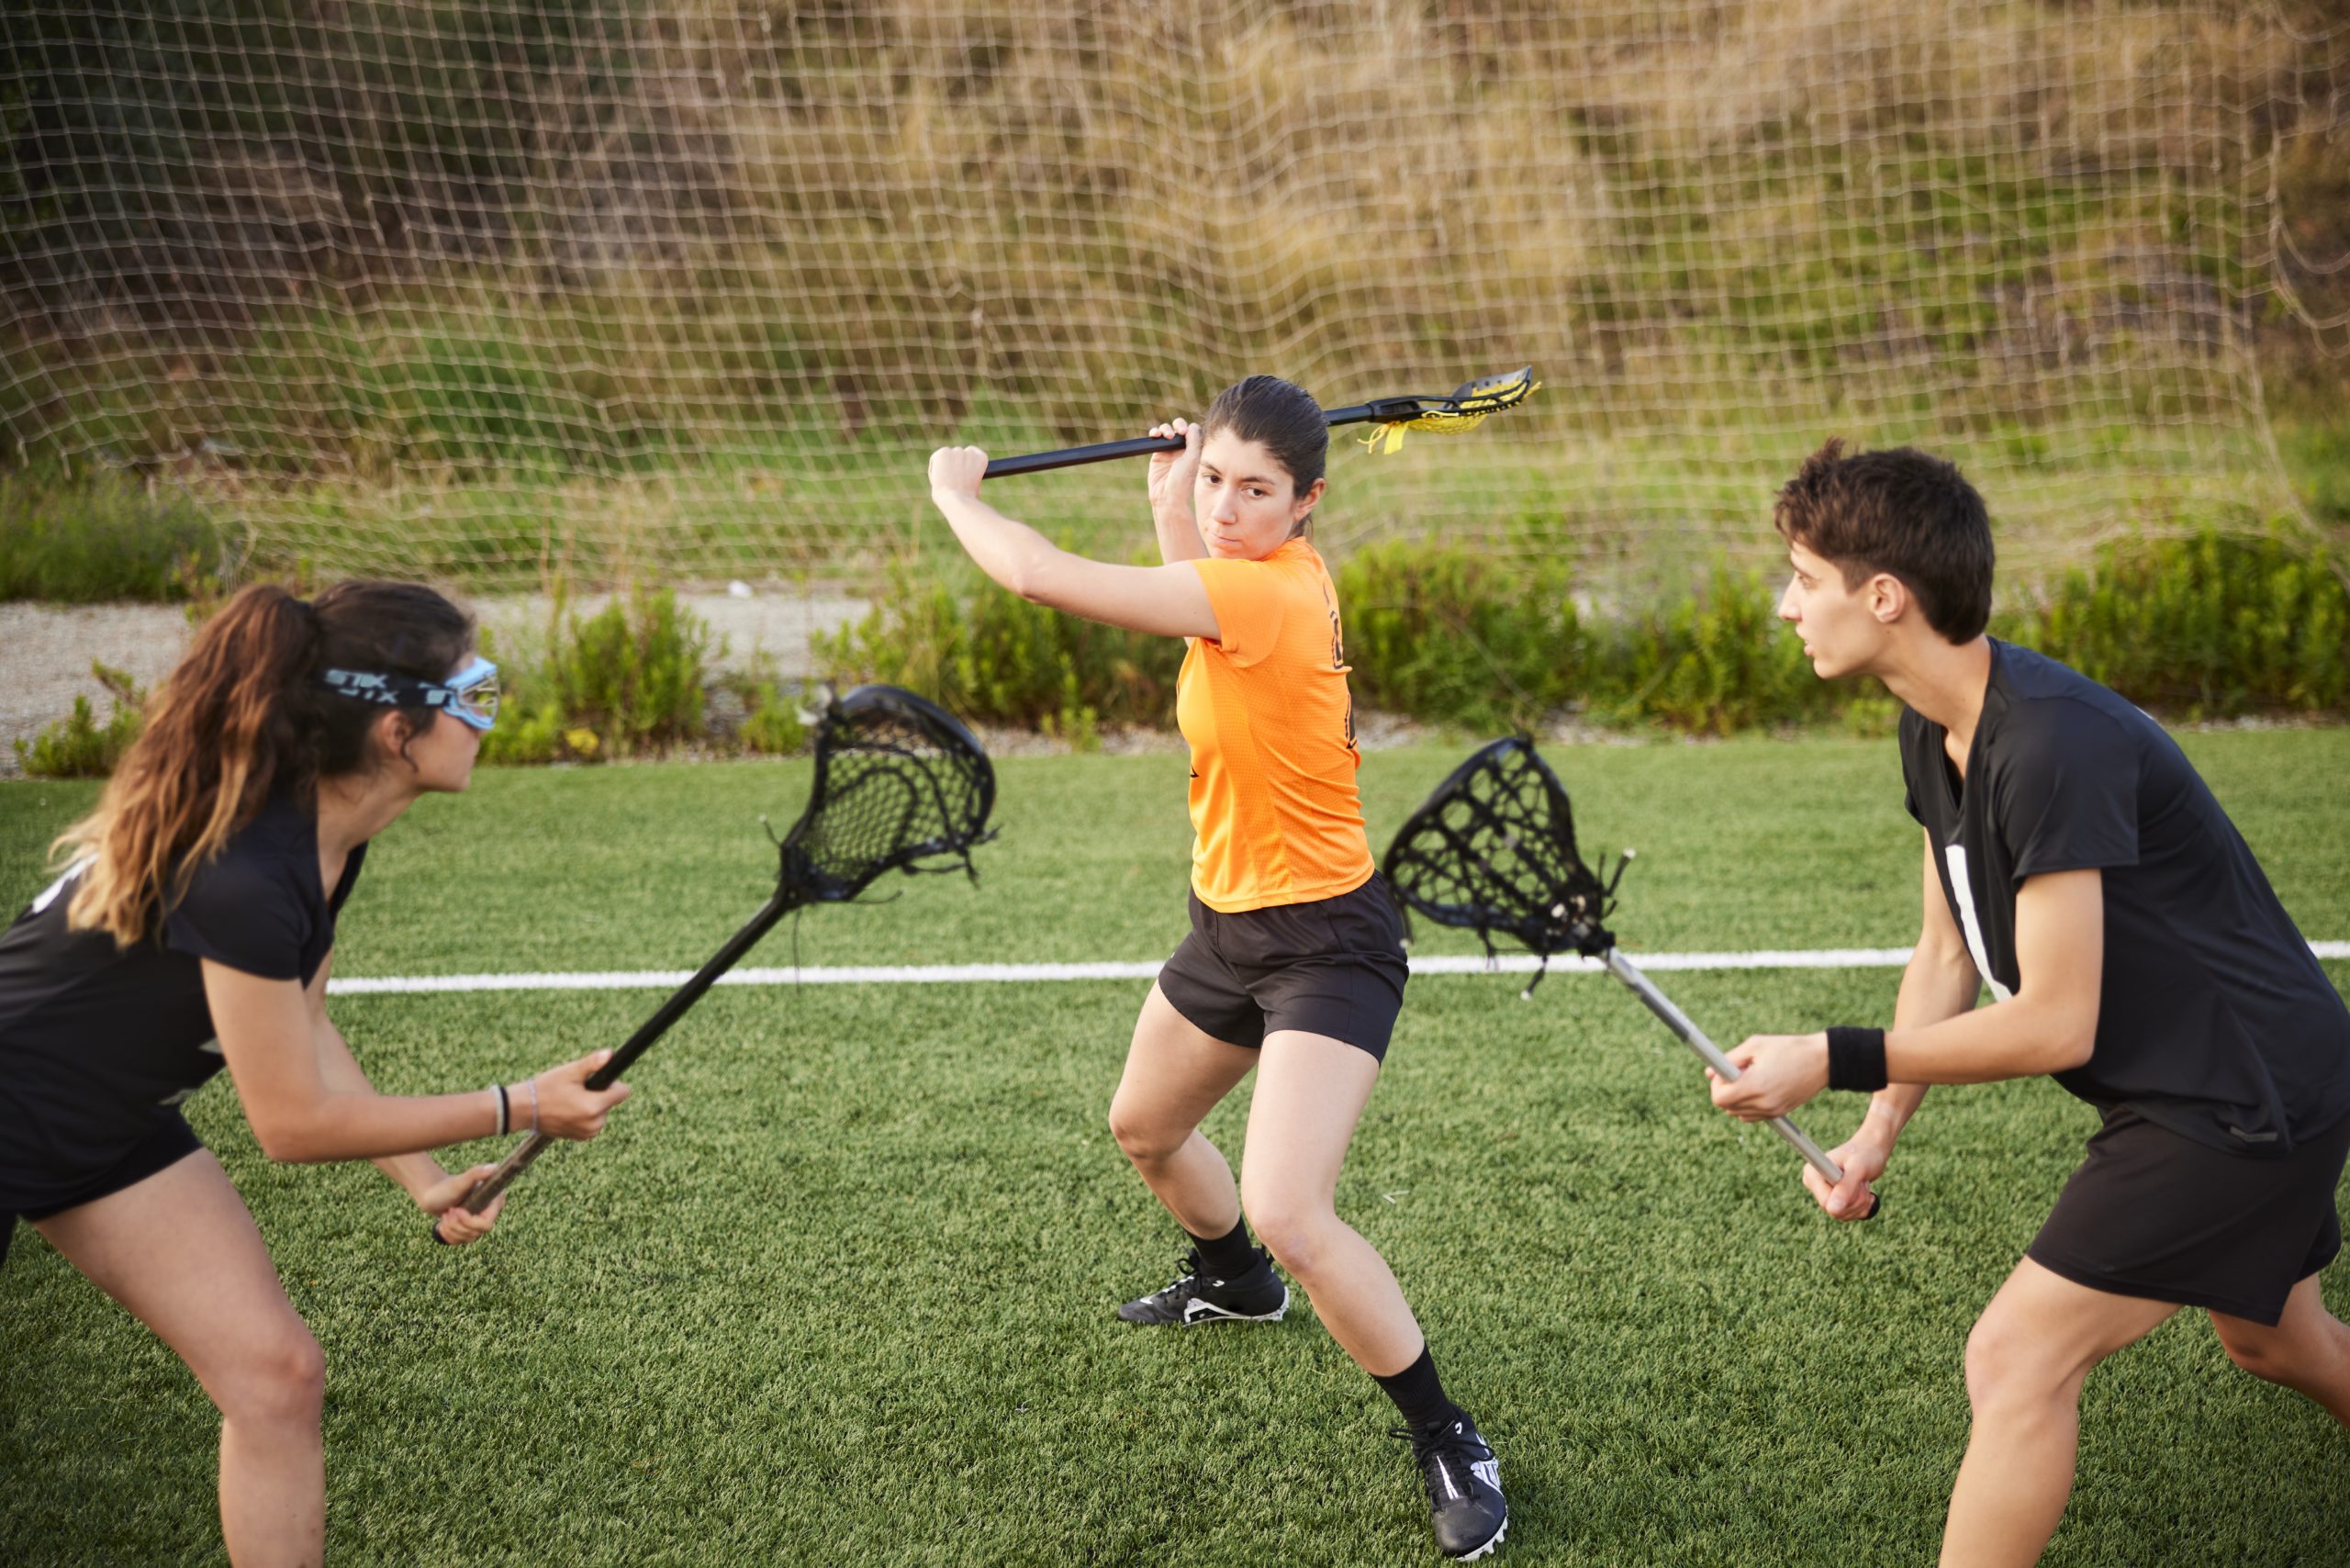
1292, 476, 1326, 524
369, 706, 422, 772
1865, 570, 1909, 625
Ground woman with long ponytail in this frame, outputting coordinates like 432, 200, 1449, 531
0, 580, 632, 1567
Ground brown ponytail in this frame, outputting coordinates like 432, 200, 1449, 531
55, 579, 474, 946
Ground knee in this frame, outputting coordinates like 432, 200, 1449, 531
1962, 1312, 2054, 1417
1106, 1102, 1184, 1167
1238, 1183, 1332, 1278
2216, 1327, 2292, 1385
215, 1327, 327, 1427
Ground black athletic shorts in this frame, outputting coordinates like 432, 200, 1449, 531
1156, 874, 1409, 1061
0, 1112, 205, 1271
2027, 1105, 2350, 1326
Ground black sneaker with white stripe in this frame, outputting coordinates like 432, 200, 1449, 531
1115, 1246, 1288, 1325
1395, 1414, 1507, 1560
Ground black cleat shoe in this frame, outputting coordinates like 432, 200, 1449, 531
1115, 1246, 1288, 1325
1394, 1414, 1507, 1560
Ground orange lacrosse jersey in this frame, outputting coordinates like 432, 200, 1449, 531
1177, 536, 1374, 913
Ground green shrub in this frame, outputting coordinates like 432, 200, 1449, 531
730, 677, 811, 756
480, 587, 711, 764
814, 561, 1180, 732
1343, 543, 1845, 734
17, 663, 146, 777
2000, 528, 2350, 717
476, 696, 569, 767
1592, 561, 1841, 734
555, 589, 709, 756
1338, 540, 1581, 730
822, 547, 1866, 737
19, 531, 2343, 784
0, 466, 233, 603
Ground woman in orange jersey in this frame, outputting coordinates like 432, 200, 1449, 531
927, 375, 1505, 1562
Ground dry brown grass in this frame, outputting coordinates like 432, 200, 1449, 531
2, 0, 2339, 587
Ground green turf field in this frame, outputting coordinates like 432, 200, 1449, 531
4, 729, 2347, 1566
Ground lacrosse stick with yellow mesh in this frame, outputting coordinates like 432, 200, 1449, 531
981, 366, 1539, 477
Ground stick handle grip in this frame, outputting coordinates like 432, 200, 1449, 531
1603, 950, 1881, 1219
429, 1132, 552, 1242
984, 435, 1183, 476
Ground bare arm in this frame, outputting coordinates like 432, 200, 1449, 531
927, 445, 1221, 641
302, 957, 520, 1243
1879, 866, 2100, 1083
211, 958, 502, 1161
1146, 419, 1208, 566
1715, 861, 2103, 1119
1857, 829, 1990, 1145
304, 955, 453, 1200
207, 958, 629, 1164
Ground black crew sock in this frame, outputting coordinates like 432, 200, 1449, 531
1185, 1216, 1261, 1281
1375, 1343, 1466, 1432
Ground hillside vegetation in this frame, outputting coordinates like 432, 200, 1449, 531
2, 2, 2345, 588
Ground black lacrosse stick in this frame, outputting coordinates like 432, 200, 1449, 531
1384, 737, 1878, 1215
982, 367, 1539, 476
435, 685, 996, 1237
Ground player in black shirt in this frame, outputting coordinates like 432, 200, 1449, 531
0, 580, 632, 1567
1708, 442, 2350, 1566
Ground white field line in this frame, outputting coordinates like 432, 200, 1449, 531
325, 942, 2350, 996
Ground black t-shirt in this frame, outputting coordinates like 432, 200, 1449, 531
0, 796, 365, 1208
1899, 641, 2350, 1157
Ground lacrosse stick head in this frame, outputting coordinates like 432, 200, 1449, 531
1382, 736, 1617, 961
1360, 365, 1540, 454
777, 685, 996, 903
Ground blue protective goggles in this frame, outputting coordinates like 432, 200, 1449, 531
319, 655, 500, 732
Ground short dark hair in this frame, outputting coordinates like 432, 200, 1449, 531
1203, 375, 1326, 531
1774, 440, 1994, 642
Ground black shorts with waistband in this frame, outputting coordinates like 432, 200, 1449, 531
1156, 874, 1409, 1061
2026, 1104, 2350, 1327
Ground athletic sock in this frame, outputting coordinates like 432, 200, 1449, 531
1375, 1343, 1466, 1432
1185, 1216, 1261, 1280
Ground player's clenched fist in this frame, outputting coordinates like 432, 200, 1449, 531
1146, 419, 1201, 515
532, 1047, 632, 1140
929, 445, 989, 499
1800, 1136, 1886, 1223
1707, 1032, 1829, 1120
420, 1164, 506, 1244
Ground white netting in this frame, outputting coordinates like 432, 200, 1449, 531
1, 1, 2342, 592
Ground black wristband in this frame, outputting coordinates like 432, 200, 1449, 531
1824, 1026, 1888, 1092
493, 1081, 510, 1137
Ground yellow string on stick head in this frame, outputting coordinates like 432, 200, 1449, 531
1360, 365, 1540, 454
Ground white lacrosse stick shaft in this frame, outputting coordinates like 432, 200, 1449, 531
1602, 948, 1847, 1183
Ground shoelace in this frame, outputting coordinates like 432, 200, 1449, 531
1390, 1423, 1494, 1502
1147, 1247, 1208, 1301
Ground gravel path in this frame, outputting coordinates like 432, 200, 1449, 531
0, 591, 867, 778
0, 590, 1489, 777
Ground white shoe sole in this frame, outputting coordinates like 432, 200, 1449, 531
1181, 1285, 1289, 1324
